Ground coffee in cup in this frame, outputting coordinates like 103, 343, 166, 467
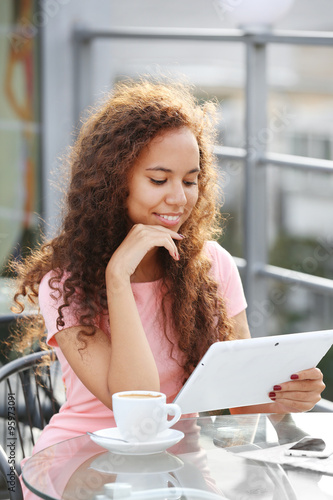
118, 393, 161, 399
112, 390, 181, 443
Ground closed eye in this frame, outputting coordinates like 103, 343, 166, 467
149, 178, 198, 186
150, 178, 166, 185
184, 180, 197, 186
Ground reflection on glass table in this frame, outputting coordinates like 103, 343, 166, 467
22, 413, 333, 500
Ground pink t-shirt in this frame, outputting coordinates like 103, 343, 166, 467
27, 241, 247, 455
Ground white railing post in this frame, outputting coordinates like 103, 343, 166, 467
244, 37, 268, 336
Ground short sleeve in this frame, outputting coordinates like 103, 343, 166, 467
204, 241, 247, 317
39, 271, 82, 348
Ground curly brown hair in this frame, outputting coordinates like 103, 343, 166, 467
11, 77, 234, 377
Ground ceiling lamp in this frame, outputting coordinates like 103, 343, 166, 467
216, 0, 295, 32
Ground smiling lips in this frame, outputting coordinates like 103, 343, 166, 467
155, 213, 182, 225
159, 214, 180, 221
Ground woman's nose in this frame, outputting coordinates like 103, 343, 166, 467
165, 183, 187, 206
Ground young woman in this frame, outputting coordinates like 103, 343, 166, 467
12, 78, 324, 469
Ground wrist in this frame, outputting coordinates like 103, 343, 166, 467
106, 265, 131, 293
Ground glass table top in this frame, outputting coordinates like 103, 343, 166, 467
22, 413, 333, 500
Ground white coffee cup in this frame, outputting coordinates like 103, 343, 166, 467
112, 390, 181, 443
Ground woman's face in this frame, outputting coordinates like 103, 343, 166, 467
126, 127, 200, 232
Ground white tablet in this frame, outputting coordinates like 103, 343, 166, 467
173, 330, 333, 414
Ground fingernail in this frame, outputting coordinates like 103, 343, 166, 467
269, 392, 276, 398
174, 252, 180, 260
273, 385, 282, 391
290, 374, 299, 380
178, 234, 185, 238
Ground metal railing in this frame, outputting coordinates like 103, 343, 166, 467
72, 26, 333, 337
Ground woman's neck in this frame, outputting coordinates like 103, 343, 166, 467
130, 250, 162, 283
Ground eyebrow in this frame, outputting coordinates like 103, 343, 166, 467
145, 167, 200, 174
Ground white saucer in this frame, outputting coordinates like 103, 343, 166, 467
88, 428, 184, 455
90, 450, 184, 474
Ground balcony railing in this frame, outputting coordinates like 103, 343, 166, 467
72, 26, 333, 336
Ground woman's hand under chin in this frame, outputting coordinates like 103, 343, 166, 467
106, 223, 183, 287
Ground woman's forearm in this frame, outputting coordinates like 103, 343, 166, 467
230, 402, 280, 414
106, 277, 160, 395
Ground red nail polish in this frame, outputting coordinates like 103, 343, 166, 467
178, 234, 185, 238
273, 385, 282, 391
290, 374, 299, 380
269, 392, 276, 398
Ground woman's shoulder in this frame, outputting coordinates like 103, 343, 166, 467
40, 269, 68, 285
203, 240, 234, 264
203, 240, 239, 283
203, 241, 247, 315
39, 269, 70, 301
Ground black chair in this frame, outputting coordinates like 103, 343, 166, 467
0, 350, 65, 500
